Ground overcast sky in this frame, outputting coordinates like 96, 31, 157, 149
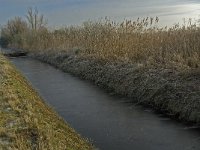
1, 0, 200, 27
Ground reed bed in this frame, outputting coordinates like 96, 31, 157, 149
2, 17, 199, 69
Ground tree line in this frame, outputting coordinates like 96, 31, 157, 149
0, 7, 47, 49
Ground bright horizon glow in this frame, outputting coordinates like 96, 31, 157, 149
0, 0, 200, 28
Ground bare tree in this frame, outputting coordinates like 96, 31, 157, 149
26, 7, 47, 30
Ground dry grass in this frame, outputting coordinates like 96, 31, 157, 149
7, 17, 198, 70
1, 17, 200, 69
0, 54, 93, 150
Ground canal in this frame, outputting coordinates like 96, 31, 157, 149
11, 57, 200, 150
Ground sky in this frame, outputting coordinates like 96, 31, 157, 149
1, 0, 200, 27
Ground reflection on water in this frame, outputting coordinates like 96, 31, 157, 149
11, 57, 200, 150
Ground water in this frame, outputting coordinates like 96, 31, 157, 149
11, 57, 200, 150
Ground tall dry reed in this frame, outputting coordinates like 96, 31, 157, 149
1, 17, 200, 69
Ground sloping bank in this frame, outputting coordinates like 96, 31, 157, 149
0, 54, 93, 150
30, 51, 200, 124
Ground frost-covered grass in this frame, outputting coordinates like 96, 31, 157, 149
31, 51, 200, 124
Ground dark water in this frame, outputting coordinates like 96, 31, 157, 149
11, 57, 200, 150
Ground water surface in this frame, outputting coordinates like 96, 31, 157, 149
11, 57, 200, 150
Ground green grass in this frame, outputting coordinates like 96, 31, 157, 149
0, 54, 93, 150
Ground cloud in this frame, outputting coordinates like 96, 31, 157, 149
0, 0, 200, 27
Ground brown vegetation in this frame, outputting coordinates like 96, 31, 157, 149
1, 13, 200, 69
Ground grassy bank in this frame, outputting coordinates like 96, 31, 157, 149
30, 51, 200, 124
0, 54, 93, 150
